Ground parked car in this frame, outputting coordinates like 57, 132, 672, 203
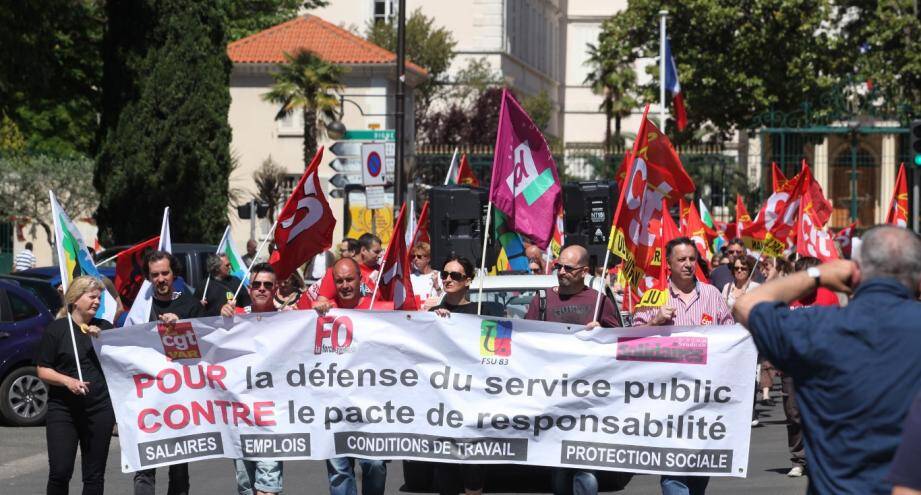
95, 243, 217, 292
402, 273, 631, 492
15, 266, 117, 287
0, 274, 64, 315
0, 280, 53, 426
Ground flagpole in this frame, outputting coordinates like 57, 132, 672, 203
49, 191, 84, 384
94, 252, 119, 268
370, 203, 406, 310
659, 10, 668, 129
476, 200, 494, 316
443, 147, 459, 185
231, 221, 279, 302
203, 226, 231, 303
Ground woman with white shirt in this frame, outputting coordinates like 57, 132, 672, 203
721, 254, 760, 308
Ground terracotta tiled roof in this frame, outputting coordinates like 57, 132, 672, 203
227, 15, 427, 76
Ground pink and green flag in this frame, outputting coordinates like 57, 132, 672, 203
488, 88, 562, 250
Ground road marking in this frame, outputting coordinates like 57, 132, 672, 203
0, 452, 49, 480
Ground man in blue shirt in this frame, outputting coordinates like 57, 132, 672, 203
733, 225, 921, 495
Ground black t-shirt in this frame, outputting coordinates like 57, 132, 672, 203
430, 300, 505, 317
196, 276, 251, 317
36, 317, 113, 408
150, 289, 204, 322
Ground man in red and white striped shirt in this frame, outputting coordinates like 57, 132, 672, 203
632, 236, 733, 495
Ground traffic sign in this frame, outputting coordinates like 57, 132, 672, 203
329, 157, 361, 173
361, 143, 387, 186
330, 173, 362, 189
330, 141, 362, 157
344, 129, 395, 141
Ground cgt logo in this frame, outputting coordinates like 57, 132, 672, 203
480, 320, 512, 364
315, 315, 354, 355
157, 322, 201, 360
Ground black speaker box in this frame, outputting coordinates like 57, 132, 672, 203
562, 181, 619, 270
428, 185, 497, 271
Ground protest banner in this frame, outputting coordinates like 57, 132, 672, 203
94, 311, 756, 477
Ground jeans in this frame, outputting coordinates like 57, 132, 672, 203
45, 401, 115, 495
782, 375, 806, 468
660, 475, 710, 495
552, 468, 598, 495
134, 463, 189, 495
326, 457, 386, 495
234, 459, 283, 494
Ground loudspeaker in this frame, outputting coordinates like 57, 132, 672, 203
428, 186, 497, 272
562, 181, 619, 270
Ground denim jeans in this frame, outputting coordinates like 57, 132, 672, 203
660, 475, 709, 495
551, 468, 598, 495
326, 457, 386, 495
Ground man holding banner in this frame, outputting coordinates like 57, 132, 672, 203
198, 254, 250, 316
634, 237, 733, 495
133, 250, 203, 495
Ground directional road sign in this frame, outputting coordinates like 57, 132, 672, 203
344, 129, 395, 141
330, 141, 362, 157
329, 157, 361, 173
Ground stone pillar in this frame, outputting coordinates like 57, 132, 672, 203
879, 134, 898, 224
814, 137, 830, 195
746, 133, 762, 189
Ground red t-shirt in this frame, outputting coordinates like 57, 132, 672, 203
296, 295, 392, 311
791, 287, 840, 308
317, 264, 377, 299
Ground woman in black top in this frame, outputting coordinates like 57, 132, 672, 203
36, 276, 115, 495
429, 257, 503, 495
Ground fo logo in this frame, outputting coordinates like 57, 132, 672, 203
157, 322, 201, 360
315, 315, 354, 355
480, 320, 512, 360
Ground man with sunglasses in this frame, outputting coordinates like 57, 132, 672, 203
220, 263, 286, 495
522, 245, 619, 495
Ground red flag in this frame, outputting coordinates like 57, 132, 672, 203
410, 200, 430, 247
270, 148, 336, 281
835, 222, 857, 258
796, 198, 840, 262
886, 162, 908, 227
372, 203, 418, 310
115, 236, 160, 306
615, 150, 633, 184
610, 105, 695, 309
801, 160, 833, 227
735, 195, 751, 239
456, 153, 480, 186
771, 162, 787, 193
682, 201, 715, 266
742, 168, 807, 256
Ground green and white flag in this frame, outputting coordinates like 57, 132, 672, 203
217, 226, 249, 285
698, 199, 715, 229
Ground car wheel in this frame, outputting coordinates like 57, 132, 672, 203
0, 366, 48, 426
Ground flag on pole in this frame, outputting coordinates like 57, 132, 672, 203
742, 167, 807, 257
681, 201, 715, 268
608, 105, 695, 309
455, 154, 480, 186
801, 160, 833, 227
125, 208, 172, 325
488, 88, 562, 250
410, 200, 430, 247
771, 162, 788, 193
698, 199, 715, 229
371, 203, 418, 310
493, 210, 530, 272
835, 222, 857, 258
664, 38, 687, 131
796, 198, 840, 262
50, 191, 118, 323
886, 162, 908, 227
217, 226, 249, 284
442, 147, 460, 186
114, 236, 159, 307
270, 147, 336, 281
735, 195, 751, 239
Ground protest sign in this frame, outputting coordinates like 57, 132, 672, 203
94, 311, 756, 477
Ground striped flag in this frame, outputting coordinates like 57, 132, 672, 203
217, 226, 249, 285
50, 191, 117, 323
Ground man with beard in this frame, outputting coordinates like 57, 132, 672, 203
198, 254, 250, 316
134, 250, 203, 495
523, 244, 619, 495
633, 237, 733, 495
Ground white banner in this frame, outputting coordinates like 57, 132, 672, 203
94, 311, 757, 476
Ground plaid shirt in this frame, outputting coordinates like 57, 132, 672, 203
633, 280, 734, 327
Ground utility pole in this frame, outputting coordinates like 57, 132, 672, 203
394, 0, 407, 208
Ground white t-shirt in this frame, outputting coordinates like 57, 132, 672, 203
410, 270, 442, 301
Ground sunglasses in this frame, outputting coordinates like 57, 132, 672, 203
440, 271, 468, 282
251, 281, 275, 290
554, 263, 584, 273
733, 266, 747, 272
413, 254, 428, 259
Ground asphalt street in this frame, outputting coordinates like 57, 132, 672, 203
1, 392, 808, 494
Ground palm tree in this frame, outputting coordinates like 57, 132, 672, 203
263, 50, 343, 167
585, 41, 637, 156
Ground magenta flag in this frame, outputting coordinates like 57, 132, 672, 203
489, 88, 562, 250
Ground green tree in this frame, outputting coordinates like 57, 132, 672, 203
263, 50, 343, 167
95, 0, 233, 244
585, 31, 638, 149
598, 0, 843, 137
365, 8, 456, 132
224, 0, 330, 42
253, 156, 287, 223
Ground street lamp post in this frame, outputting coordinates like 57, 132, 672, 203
394, 0, 407, 208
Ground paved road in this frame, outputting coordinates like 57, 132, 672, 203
1, 396, 807, 494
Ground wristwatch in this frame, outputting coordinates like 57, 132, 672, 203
806, 266, 821, 287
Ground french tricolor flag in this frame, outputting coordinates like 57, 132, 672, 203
664, 38, 687, 131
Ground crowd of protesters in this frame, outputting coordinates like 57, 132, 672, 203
32, 223, 921, 495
